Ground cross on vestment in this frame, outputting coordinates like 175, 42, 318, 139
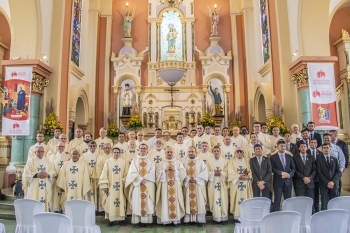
99, 143, 104, 149
58, 161, 63, 168
69, 181, 77, 189
113, 165, 121, 174
58, 192, 62, 197
179, 150, 185, 158
40, 197, 46, 203
216, 198, 221, 206
113, 182, 120, 191
238, 182, 246, 191
216, 167, 221, 171
120, 149, 124, 154
114, 198, 120, 207
214, 182, 221, 191
37, 165, 46, 172
39, 181, 46, 189
88, 160, 96, 167
232, 142, 237, 147
237, 166, 245, 174
70, 166, 78, 174
70, 197, 74, 200
82, 149, 88, 154
225, 152, 232, 160
154, 156, 162, 163
196, 141, 202, 149
238, 198, 245, 205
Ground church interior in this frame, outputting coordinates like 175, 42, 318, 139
0, 0, 350, 232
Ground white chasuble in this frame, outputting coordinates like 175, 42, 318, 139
207, 157, 228, 222
228, 158, 253, 219
231, 135, 249, 149
197, 152, 214, 165
24, 156, 54, 212
69, 137, 84, 149
220, 145, 236, 161
182, 157, 208, 223
173, 143, 189, 162
99, 157, 127, 221
193, 134, 212, 152
210, 135, 224, 147
149, 149, 166, 169
50, 152, 71, 211
96, 153, 113, 211
46, 143, 73, 158
95, 137, 114, 154
122, 150, 137, 173
155, 158, 186, 224
27, 143, 48, 162
57, 159, 91, 204
125, 155, 155, 224
81, 151, 99, 208
244, 143, 267, 160
115, 142, 128, 156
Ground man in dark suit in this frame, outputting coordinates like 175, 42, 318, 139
284, 132, 298, 156
307, 138, 323, 212
270, 140, 295, 211
293, 142, 316, 199
296, 128, 310, 149
317, 143, 342, 210
307, 121, 322, 149
250, 144, 272, 198
329, 130, 349, 168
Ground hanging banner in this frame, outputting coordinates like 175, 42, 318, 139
2, 66, 32, 135
307, 63, 338, 130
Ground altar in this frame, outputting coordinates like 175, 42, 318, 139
111, 0, 232, 134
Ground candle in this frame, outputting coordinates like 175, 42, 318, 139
126, 2, 129, 7
214, 4, 217, 9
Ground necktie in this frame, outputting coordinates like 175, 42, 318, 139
258, 157, 262, 166
310, 133, 313, 139
280, 154, 286, 169
312, 150, 316, 160
287, 143, 290, 151
302, 155, 306, 164
326, 156, 330, 165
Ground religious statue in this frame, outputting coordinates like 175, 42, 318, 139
17, 87, 26, 111
209, 81, 222, 115
122, 83, 134, 115
122, 6, 136, 38
207, 5, 222, 37
166, 24, 178, 53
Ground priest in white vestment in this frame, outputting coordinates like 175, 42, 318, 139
210, 126, 224, 147
244, 133, 267, 160
114, 133, 128, 156
231, 126, 248, 149
46, 134, 73, 157
193, 125, 212, 153
290, 124, 302, 144
76, 133, 93, 156
149, 138, 166, 169
57, 149, 91, 204
197, 142, 213, 164
173, 133, 189, 162
125, 143, 155, 227
270, 126, 284, 154
99, 147, 127, 227
24, 146, 54, 212
47, 128, 62, 152
181, 127, 194, 148
252, 122, 271, 152
208, 146, 228, 224
95, 127, 114, 154
69, 128, 84, 149
50, 142, 71, 212
27, 132, 48, 162
136, 131, 151, 152
122, 139, 137, 173
228, 147, 253, 221
220, 136, 236, 161
163, 131, 176, 149
182, 146, 208, 227
156, 147, 186, 225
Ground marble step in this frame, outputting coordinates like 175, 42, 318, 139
0, 200, 15, 211
0, 209, 15, 220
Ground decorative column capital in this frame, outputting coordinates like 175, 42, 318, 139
32, 73, 49, 95
291, 68, 308, 89
202, 84, 209, 93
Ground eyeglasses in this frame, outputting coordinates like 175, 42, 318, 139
60, 138, 67, 140
58, 146, 65, 148
236, 150, 244, 153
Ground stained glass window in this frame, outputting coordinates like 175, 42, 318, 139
71, 0, 82, 66
259, 0, 270, 63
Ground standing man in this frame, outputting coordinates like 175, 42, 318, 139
69, 128, 84, 149
24, 146, 54, 211
122, 140, 137, 171
198, 142, 213, 164
99, 147, 127, 227
244, 133, 266, 160
204, 126, 212, 138
193, 124, 211, 152
320, 133, 345, 173
27, 132, 48, 162
209, 81, 222, 115
155, 147, 186, 226
220, 136, 236, 161
284, 132, 299, 156
270, 126, 283, 154
163, 131, 176, 149
149, 139, 165, 169
207, 146, 228, 225
128, 131, 136, 141
231, 126, 248, 149
46, 134, 72, 156
47, 128, 62, 151
77, 133, 93, 155
95, 127, 113, 154
115, 132, 128, 156
173, 133, 189, 162
297, 129, 310, 149
182, 146, 208, 227
317, 143, 341, 210
250, 144, 272, 198
252, 122, 271, 153
125, 144, 155, 228
181, 127, 194, 148
290, 124, 302, 144
329, 130, 348, 168
136, 131, 151, 152
210, 126, 223, 147
270, 140, 295, 211
148, 128, 162, 150
307, 121, 322, 148
293, 142, 316, 199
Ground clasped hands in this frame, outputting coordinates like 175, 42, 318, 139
239, 168, 250, 180
165, 164, 174, 172
281, 172, 290, 179
327, 181, 334, 189
189, 177, 196, 183
257, 181, 265, 190
303, 177, 311, 184
36, 172, 50, 179
214, 169, 221, 176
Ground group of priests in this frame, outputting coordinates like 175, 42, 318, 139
23, 121, 348, 228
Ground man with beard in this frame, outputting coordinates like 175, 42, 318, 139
47, 128, 62, 151
69, 128, 84, 149
77, 132, 93, 155
115, 133, 128, 156
27, 132, 48, 162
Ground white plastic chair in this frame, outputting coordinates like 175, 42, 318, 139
234, 197, 271, 233
0, 223, 5, 233
33, 213, 73, 233
282, 196, 313, 233
261, 211, 301, 233
14, 199, 44, 233
64, 200, 101, 233
328, 197, 350, 233
311, 209, 349, 233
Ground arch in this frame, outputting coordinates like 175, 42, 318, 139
0, 10, 11, 61
204, 72, 228, 85
115, 74, 139, 87
69, 86, 89, 125
158, 6, 184, 18
254, 83, 273, 122
75, 97, 85, 125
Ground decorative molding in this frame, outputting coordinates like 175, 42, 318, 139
336, 84, 344, 98
145, 94, 157, 100
341, 29, 349, 39
186, 93, 199, 100
291, 68, 308, 89
257, 60, 271, 77
148, 61, 196, 70
70, 62, 85, 80
32, 73, 49, 94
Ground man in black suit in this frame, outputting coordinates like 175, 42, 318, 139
293, 142, 316, 199
329, 130, 349, 168
307, 121, 322, 149
307, 138, 323, 212
284, 132, 298, 156
317, 143, 342, 210
296, 128, 310, 149
270, 140, 295, 211
250, 144, 272, 198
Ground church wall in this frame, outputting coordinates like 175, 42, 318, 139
0, 13, 10, 60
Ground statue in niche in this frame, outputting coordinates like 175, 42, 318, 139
207, 5, 222, 37
122, 6, 136, 38
209, 81, 223, 115
122, 83, 134, 115
166, 24, 178, 53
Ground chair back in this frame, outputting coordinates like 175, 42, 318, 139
239, 197, 271, 228
328, 196, 350, 211
261, 211, 301, 233
0, 223, 5, 233
14, 199, 44, 226
282, 197, 313, 230
33, 213, 73, 233
64, 200, 96, 227
310, 209, 349, 233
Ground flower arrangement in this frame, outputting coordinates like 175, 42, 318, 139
266, 115, 288, 135
127, 114, 143, 131
107, 122, 120, 138
43, 112, 63, 136
199, 111, 215, 127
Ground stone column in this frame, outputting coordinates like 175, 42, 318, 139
1, 59, 52, 165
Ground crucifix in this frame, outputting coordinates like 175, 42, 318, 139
164, 83, 179, 108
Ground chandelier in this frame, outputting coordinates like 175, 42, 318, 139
159, 0, 183, 7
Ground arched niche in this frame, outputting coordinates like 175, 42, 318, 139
254, 84, 273, 123
75, 97, 85, 125
204, 73, 228, 85
258, 95, 267, 123
115, 74, 139, 87
69, 86, 89, 125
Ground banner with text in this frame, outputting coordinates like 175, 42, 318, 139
307, 63, 338, 130
2, 66, 32, 135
